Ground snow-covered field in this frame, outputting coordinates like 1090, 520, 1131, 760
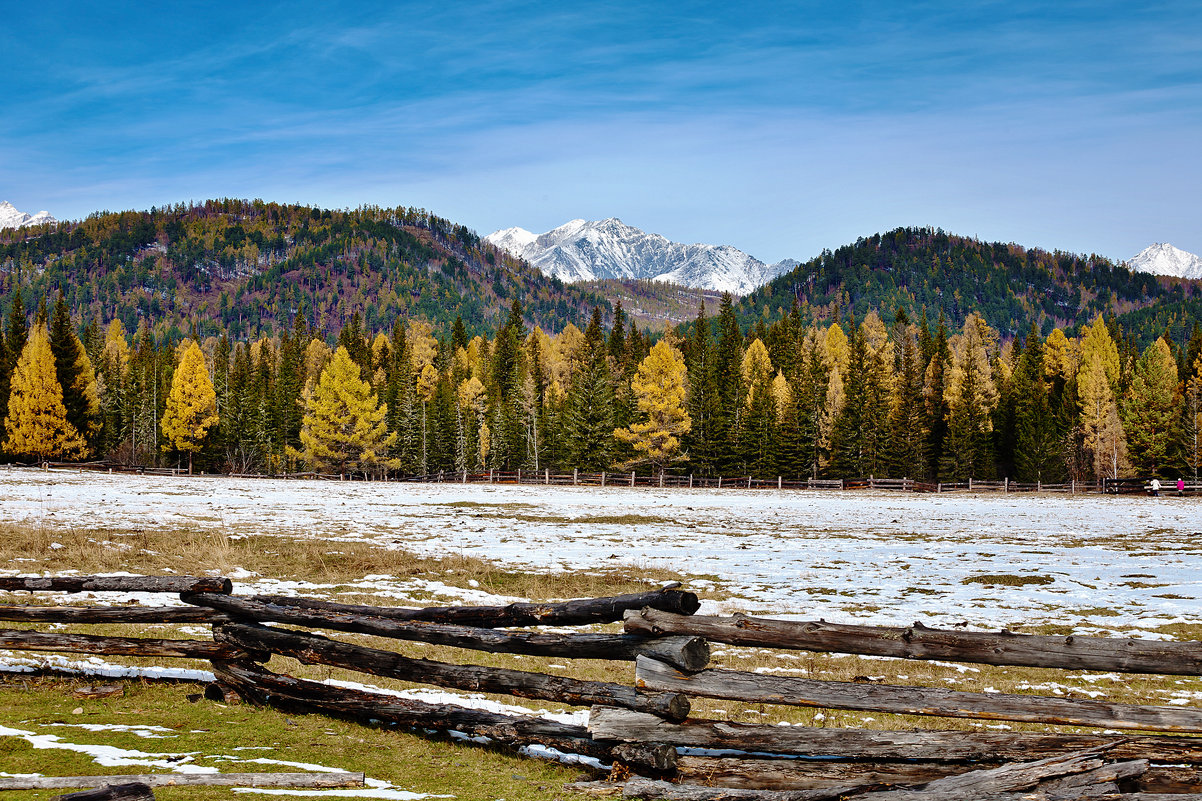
2, 467, 1200, 636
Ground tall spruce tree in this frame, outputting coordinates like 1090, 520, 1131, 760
564, 308, 615, 470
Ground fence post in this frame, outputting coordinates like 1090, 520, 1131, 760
517, 469, 521, 484
778, 476, 782, 489
463, 470, 467, 483
1004, 477, 1008, 493
1037, 479, 1041, 492
573, 468, 577, 486
689, 474, 693, 488
490, 469, 494, 484
937, 482, 942, 493
601, 471, 605, 487
747, 475, 752, 489
630, 471, 635, 487
869, 474, 874, 489
839, 478, 845, 490
659, 471, 664, 488
1071, 479, 1075, 495
968, 477, 973, 490
545, 468, 550, 485
718, 476, 722, 489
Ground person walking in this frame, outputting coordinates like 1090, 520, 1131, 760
1151, 477, 1161, 497
1178, 477, 1186, 496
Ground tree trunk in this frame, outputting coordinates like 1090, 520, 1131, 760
0, 629, 256, 661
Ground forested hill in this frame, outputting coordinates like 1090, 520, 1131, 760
0, 199, 607, 340
739, 227, 1202, 347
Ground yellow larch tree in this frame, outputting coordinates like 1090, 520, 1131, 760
161, 340, 219, 474
613, 339, 691, 470
300, 346, 398, 476
3, 323, 86, 461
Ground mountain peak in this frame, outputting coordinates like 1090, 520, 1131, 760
1127, 242, 1202, 280
485, 218, 792, 294
0, 200, 58, 230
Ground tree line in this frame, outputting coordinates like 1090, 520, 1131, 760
1, 288, 1200, 482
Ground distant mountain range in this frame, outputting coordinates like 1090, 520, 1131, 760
486, 218, 797, 295
0, 200, 57, 230
1127, 242, 1202, 280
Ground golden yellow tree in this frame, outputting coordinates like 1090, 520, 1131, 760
161, 340, 219, 474
300, 346, 398, 476
4, 323, 85, 461
614, 339, 691, 470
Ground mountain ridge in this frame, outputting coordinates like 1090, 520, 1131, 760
486, 217, 795, 294
1127, 242, 1202, 281
0, 201, 57, 230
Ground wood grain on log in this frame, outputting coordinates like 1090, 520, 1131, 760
186, 593, 708, 670
0, 629, 251, 660
618, 778, 860, 800
215, 622, 690, 720
211, 659, 615, 758
250, 585, 699, 627
0, 576, 232, 595
624, 609, 1202, 675
612, 742, 679, 774
636, 656, 1202, 733
587, 707, 1202, 763
3, 773, 364, 791
0, 605, 227, 624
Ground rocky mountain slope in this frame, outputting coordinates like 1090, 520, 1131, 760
487, 218, 795, 295
1127, 242, 1202, 280
0, 201, 57, 229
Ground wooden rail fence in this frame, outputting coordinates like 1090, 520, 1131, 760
2, 575, 1202, 799
11, 462, 1202, 496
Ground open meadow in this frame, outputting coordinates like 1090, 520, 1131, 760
1, 467, 1200, 799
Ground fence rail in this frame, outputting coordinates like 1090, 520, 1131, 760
12, 462, 1202, 496
2, 575, 1202, 800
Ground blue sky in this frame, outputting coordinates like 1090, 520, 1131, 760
2, 1, 1199, 263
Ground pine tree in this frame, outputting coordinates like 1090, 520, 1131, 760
1, 290, 28, 448
300, 346, 398, 476
684, 301, 719, 475
565, 309, 615, 470
614, 339, 691, 471
1121, 337, 1179, 476
4, 323, 85, 461
941, 313, 999, 480
1183, 351, 1202, 482
48, 294, 99, 455
739, 339, 775, 477
712, 293, 743, 474
161, 340, 219, 474
886, 333, 927, 478
1012, 328, 1063, 482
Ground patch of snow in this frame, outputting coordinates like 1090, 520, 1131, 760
0, 201, 58, 230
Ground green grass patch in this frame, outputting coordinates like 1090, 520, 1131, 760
962, 574, 1055, 587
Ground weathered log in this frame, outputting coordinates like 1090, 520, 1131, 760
215, 621, 690, 721
1038, 760, 1148, 795
612, 742, 679, 774
250, 584, 700, 627
672, 757, 979, 790
186, 593, 708, 670
0, 629, 254, 661
211, 659, 615, 758
636, 656, 1202, 733
849, 746, 1116, 800
671, 759, 1198, 794
5, 773, 364, 791
618, 778, 861, 800
0, 605, 228, 624
624, 609, 1202, 675
0, 576, 232, 595
587, 707, 1202, 762
52, 783, 154, 801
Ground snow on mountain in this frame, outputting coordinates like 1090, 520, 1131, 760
1127, 243, 1202, 281
0, 201, 58, 230
485, 217, 794, 295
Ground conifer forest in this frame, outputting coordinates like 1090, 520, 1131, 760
1, 201, 1200, 483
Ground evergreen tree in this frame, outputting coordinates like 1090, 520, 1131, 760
684, 301, 719, 475
565, 308, 615, 470
161, 340, 219, 474
924, 316, 951, 478
712, 293, 743, 474
300, 346, 398, 476
3, 323, 85, 461
48, 294, 99, 455
886, 333, 927, 478
941, 314, 999, 479
1012, 328, 1063, 482
794, 333, 830, 478
1121, 337, 1179, 476
739, 339, 776, 477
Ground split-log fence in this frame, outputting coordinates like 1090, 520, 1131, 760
11, 462, 1201, 496
3, 575, 1202, 799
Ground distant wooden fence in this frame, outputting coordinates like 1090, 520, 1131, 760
10, 462, 1202, 496
4, 576, 1202, 798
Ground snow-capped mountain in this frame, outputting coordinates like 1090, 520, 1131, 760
1127, 243, 1202, 281
485, 218, 794, 295
0, 201, 57, 230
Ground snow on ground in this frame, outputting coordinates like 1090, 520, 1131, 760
1, 467, 1200, 634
